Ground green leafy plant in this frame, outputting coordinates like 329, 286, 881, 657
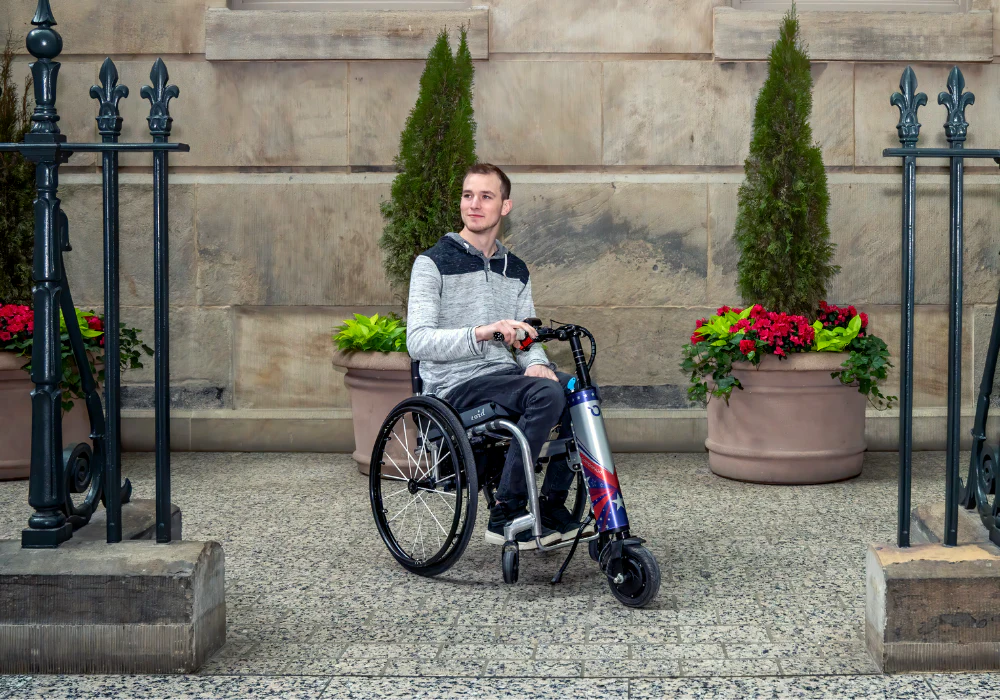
0, 30, 35, 307
812, 314, 861, 352
378, 26, 477, 304
733, 5, 839, 317
333, 313, 407, 354
681, 302, 895, 409
1, 303, 153, 412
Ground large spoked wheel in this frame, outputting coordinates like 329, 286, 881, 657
608, 544, 661, 608
370, 396, 478, 578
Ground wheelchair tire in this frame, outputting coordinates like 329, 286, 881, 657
502, 541, 519, 584
370, 396, 478, 578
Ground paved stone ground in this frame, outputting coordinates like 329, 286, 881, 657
1, 450, 999, 698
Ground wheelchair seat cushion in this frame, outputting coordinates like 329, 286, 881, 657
457, 401, 520, 428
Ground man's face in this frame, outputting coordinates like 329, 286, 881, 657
461, 173, 512, 233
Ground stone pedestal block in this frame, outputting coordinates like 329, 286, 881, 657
866, 505, 1000, 673
0, 539, 225, 673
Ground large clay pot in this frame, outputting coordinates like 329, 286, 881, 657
0, 351, 96, 481
331, 350, 413, 475
705, 352, 866, 484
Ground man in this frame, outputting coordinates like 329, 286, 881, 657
406, 163, 593, 549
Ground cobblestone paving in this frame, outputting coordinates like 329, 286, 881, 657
1, 450, 998, 698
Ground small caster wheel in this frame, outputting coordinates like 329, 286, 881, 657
588, 538, 601, 563
608, 544, 660, 608
501, 541, 519, 584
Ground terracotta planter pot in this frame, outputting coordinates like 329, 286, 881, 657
705, 352, 866, 484
0, 351, 97, 481
331, 350, 413, 475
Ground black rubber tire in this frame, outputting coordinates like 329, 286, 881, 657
370, 396, 478, 578
608, 544, 661, 608
502, 542, 519, 584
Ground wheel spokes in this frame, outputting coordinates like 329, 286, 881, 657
376, 406, 466, 567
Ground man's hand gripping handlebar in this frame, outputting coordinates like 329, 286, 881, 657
475, 318, 539, 347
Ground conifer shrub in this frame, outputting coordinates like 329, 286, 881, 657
733, 6, 839, 317
379, 27, 477, 304
0, 30, 35, 306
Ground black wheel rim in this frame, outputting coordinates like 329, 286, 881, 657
614, 551, 648, 599
372, 405, 468, 568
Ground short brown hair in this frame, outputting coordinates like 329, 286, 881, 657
464, 163, 511, 200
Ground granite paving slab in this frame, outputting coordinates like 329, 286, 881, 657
1, 450, 999, 693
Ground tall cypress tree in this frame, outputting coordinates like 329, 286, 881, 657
734, 6, 838, 317
379, 27, 477, 304
0, 30, 35, 306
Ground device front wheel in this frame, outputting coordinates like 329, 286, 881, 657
608, 544, 660, 608
502, 542, 519, 584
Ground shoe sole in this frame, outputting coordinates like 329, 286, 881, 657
543, 521, 597, 541
484, 530, 561, 550
554, 527, 597, 542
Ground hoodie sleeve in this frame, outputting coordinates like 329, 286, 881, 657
514, 277, 556, 371
406, 255, 485, 361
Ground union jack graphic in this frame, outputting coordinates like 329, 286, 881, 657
579, 442, 629, 532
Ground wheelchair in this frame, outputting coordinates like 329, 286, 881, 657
368, 318, 661, 607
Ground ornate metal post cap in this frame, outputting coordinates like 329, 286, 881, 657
890, 66, 927, 147
939, 66, 975, 144
90, 58, 128, 136
140, 58, 179, 139
26, 0, 61, 60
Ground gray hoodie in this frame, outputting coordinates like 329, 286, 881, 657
406, 232, 554, 399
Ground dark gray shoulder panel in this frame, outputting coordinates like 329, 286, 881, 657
421, 238, 482, 276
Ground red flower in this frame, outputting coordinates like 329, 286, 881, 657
689, 332, 701, 345
0, 331, 9, 342
695, 318, 706, 329
717, 305, 731, 315
739, 339, 755, 355
86, 315, 104, 332
860, 312, 868, 328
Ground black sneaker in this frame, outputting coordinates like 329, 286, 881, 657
484, 498, 560, 550
540, 492, 596, 542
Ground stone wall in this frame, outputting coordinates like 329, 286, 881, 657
3, 0, 1000, 451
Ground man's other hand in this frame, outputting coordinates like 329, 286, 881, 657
475, 319, 537, 347
525, 363, 558, 382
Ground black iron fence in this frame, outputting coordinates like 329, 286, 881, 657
887, 66, 999, 548
0, 0, 188, 548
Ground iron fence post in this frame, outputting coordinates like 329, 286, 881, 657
21, 0, 71, 549
891, 66, 926, 548
91, 58, 128, 543
939, 66, 974, 547
141, 59, 177, 543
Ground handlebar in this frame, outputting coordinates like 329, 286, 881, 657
490, 319, 598, 385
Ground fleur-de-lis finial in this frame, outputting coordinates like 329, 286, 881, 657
890, 67, 927, 147
90, 58, 129, 137
939, 66, 975, 144
140, 58, 179, 140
